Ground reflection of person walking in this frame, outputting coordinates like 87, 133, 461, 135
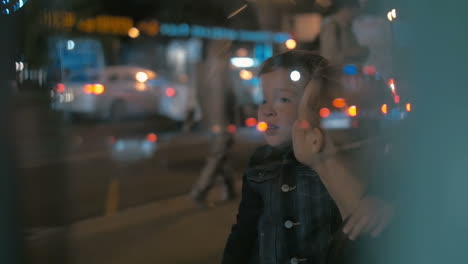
191, 130, 236, 206
190, 39, 237, 207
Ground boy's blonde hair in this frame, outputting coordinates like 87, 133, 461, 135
258, 50, 342, 114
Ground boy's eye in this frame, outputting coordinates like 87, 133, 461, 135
279, 97, 291, 103
261, 99, 267, 104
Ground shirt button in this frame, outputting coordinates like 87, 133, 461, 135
281, 184, 296, 192
284, 220, 300, 229
290, 257, 307, 264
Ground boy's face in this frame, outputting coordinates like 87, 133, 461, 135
258, 69, 301, 147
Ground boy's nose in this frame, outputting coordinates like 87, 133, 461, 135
261, 105, 276, 117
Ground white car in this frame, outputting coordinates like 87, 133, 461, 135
51, 66, 167, 121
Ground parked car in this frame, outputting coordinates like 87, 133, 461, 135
50, 66, 169, 121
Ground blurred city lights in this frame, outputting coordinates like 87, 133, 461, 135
362, 65, 376, 75
93, 84, 105, 95
165, 87, 176, 97
290, 70, 301, 82
84, 84, 94, 94
394, 95, 401, 104
135, 71, 148, 82
319, 107, 331, 118
381, 104, 388, 115
343, 64, 358, 75
387, 12, 393, 21
56, 83, 66, 93
256, 121, 268, 132
211, 125, 222, 134
387, 9, 397, 21
227, 124, 237, 134
347, 105, 358, 117
236, 48, 248, 57
285, 39, 297, 50
333, 98, 346, 108
135, 82, 147, 91
388, 78, 396, 93
230, 57, 255, 68
84, 84, 105, 95
67, 40, 75, 50
239, 70, 253, 80
15, 61, 24, 71
245, 117, 258, 127
146, 133, 158, 143
128, 27, 140, 38
406, 103, 412, 112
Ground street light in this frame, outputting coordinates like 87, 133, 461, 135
387, 9, 397, 21
128, 27, 140, 38
285, 39, 297, 50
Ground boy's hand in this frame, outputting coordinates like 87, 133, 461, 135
292, 78, 334, 167
343, 196, 395, 240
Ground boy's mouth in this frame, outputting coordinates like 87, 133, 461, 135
265, 124, 279, 135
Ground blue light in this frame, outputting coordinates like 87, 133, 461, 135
4, 8, 9, 14
343, 64, 359, 75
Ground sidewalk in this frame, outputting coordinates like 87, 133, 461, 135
26, 181, 242, 264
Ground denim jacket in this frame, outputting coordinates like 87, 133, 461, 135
222, 145, 341, 264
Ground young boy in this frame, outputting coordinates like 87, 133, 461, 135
222, 50, 391, 264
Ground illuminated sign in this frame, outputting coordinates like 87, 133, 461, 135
160, 23, 291, 43
40, 11, 291, 42
41, 11, 136, 36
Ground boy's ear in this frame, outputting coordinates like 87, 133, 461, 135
310, 127, 324, 153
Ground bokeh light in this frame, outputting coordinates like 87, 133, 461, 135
146, 133, 158, 143
136, 72, 148, 82
128, 27, 140, 38
239, 70, 253, 80
245, 117, 257, 127
256, 121, 268, 132
381, 104, 388, 115
333, 98, 346, 108
319, 107, 331, 118
285, 39, 297, 50
347, 105, 357, 117
290, 70, 301, 82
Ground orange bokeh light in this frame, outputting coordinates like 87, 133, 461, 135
406, 103, 412, 112
381, 104, 388, 114
256, 121, 268, 132
347, 105, 357, 117
319, 107, 331, 118
93, 84, 105, 95
333, 98, 346, 108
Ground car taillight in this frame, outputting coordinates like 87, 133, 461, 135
84, 84, 105, 95
56, 83, 66, 93
333, 98, 346, 108
245, 117, 257, 127
319, 107, 331, 118
347, 105, 358, 117
381, 104, 388, 115
406, 103, 412, 112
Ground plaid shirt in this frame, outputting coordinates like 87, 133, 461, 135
223, 145, 341, 264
